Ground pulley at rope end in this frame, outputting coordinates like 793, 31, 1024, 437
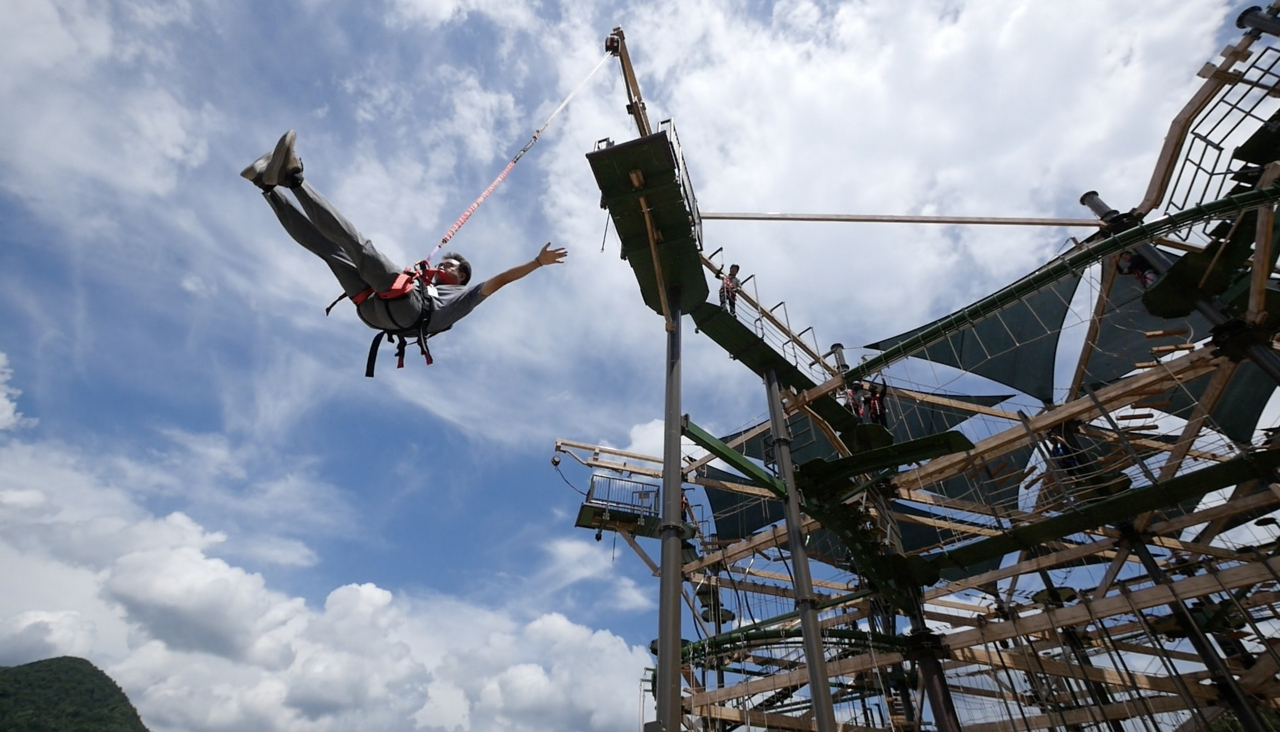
605, 30, 622, 56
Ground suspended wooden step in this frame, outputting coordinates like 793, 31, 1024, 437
1151, 344, 1196, 355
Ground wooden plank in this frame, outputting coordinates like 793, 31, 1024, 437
888, 385, 1021, 422
942, 556, 1280, 651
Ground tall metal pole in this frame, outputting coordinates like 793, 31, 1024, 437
906, 594, 964, 732
764, 369, 838, 732
656, 284, 684, 732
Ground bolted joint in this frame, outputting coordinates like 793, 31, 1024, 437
906, 629, 949, 659
1210, 318, 1276, 361
1117, 522, 1145, 547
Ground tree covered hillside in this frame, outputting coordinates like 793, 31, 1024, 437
0, 656, 149, 732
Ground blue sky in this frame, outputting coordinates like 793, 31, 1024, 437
0, 1, 1242, 730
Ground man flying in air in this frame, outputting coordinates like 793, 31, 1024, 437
243, 130, 567, 374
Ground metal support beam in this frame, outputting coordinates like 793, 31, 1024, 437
656, 284, 683, 732
907, 600, 963, 732
765, 368, 837, 732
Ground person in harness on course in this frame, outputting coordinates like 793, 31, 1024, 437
242, 130, 568, 375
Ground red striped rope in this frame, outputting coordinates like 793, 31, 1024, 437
423, 51, 612, 265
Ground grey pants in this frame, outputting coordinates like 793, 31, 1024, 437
265, 182, 404, 297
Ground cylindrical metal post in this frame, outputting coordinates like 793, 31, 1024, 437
829, 343, 848, 371
656, 285, 683, 732
916, 649, 963, 732
1080, 191, 1120, 223
1238, 6, 1280, 37
764, 369, 838, 732
907, 599, 963, 732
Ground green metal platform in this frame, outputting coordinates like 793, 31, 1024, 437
573, 502, 663, 539
689, 301, 864, 440
587, 128, 708, 315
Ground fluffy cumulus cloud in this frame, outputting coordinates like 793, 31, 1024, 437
413, 611, 652, 732
0, 415, 652, 731
0, 611, 97, 667
0, 332, 648, 731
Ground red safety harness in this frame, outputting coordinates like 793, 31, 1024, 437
325, 261, 460, 377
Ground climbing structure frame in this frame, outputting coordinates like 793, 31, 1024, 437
558, 10, 1280, 732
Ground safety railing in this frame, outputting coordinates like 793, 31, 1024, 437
658, 118, 703, 251
702, 251, 840, 387
585, 473, 660, 517
1162, 43, 1280, 245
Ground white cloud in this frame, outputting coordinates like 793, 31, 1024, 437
0, 353, 31, 430
223, 535, 320, 568
532, 538, 656, 612
0, 358, 652, 731
0, 0, 218, 257
386, 0, 538, 32
413, 611, 652, 732
104, 545, 306, 666
0, 610, 97, 666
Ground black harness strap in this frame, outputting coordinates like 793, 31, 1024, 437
364, 293, 435, 378
365, 331, 387, 378
325, 292, 349, 315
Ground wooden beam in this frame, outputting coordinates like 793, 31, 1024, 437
896, 349, 1217, 491
1249, 163, 1280, 322
953, 646, 1216, 701
688, 702, 881, 732
888, 385, 1021, 422
688, 555, 1280, 707
1070, 251, 1120, 399
618, 528, 660, 576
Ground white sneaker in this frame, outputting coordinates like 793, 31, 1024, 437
240, 151, 272, 187
263, 130, 302, 187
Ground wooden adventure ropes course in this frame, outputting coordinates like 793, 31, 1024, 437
561, 9, 1280, 732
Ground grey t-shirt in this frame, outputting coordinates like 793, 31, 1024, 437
425, 282, 488, 333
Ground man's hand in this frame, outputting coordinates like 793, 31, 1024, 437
536, 242, 568, 267
480, 242, 569, 297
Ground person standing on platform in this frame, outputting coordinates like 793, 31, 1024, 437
719, 263, 742, 316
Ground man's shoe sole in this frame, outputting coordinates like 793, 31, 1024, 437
263, 130, 297, 187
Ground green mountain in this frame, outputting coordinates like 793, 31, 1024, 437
0, 656, 150, 732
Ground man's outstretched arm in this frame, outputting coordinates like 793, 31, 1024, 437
479, 243, 567, 297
